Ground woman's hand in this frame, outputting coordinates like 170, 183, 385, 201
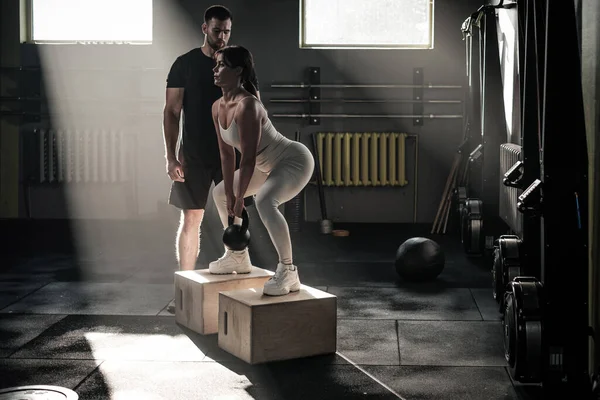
226, 192, 236, 216
233, 197, 245, 218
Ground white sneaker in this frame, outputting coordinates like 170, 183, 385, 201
209, 248, 253, 274
263, 263, 301, 296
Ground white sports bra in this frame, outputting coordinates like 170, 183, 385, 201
218, 96, 292, 172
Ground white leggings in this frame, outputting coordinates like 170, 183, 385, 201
213, 142, 315, 265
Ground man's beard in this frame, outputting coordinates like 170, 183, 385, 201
208, 36, 225, 51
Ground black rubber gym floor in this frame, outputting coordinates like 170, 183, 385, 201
0, 208, 546, 399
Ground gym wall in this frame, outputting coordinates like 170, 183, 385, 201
3, 0, 488, 223
580, 0, 600, 376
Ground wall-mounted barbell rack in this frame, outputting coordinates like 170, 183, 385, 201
268, 67, 465, 126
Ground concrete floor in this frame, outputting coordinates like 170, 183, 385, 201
0, 212, 545, 399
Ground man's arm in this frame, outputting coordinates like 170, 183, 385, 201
163, 88, 184, 162
212, 100, 236, 196
235, 98, 262, 200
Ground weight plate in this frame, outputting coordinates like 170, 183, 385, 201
495, 236, 523, 311
504, 278, 544, 383
0, 386, 78, 400
492, 246, 502, 301
507, 266, 521, 282
503, 291, 516, 367
470, 219, 482, 252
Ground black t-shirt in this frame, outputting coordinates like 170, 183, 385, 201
166, 48, 260, 168
166, 48, 222, 167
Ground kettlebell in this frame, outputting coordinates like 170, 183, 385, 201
223, 208, 251, 251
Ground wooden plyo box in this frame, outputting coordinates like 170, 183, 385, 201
218, 285, 337, 364
174, 268, 273, 335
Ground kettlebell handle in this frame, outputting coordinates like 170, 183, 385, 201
228, 208, 249, 232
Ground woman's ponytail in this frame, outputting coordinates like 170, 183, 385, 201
243, 69, 259, 98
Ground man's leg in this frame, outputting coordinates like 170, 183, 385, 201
176, 209, 204, 270
167, 164, 215, 312
169, 164, 216, 266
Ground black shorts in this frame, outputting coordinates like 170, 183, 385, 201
167, 163, 255, 210
168, 164, 223, 210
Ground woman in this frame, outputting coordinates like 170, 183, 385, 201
208, 45, 315, 296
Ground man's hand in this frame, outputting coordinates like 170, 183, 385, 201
167, 159, 185, 182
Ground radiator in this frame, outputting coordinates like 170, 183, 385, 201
36, 128, 132, 184
499, 143, 523, 234
316, 132, 408, 187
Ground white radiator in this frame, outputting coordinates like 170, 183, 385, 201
36, 128, 132, 184
499, 143, 523, 234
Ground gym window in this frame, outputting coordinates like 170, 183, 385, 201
300, 0, 435, 49
29, 0, 153, 44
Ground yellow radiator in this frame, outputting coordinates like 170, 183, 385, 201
316, 132, 409, 187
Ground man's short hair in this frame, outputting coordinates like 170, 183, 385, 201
204, 5, 233, 23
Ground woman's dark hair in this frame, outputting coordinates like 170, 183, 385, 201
215, 45, 259, 98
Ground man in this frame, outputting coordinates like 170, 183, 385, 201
162, 5, 258, 311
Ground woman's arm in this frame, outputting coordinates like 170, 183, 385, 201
212, 100, 236, 196
235, 97, 263, 200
